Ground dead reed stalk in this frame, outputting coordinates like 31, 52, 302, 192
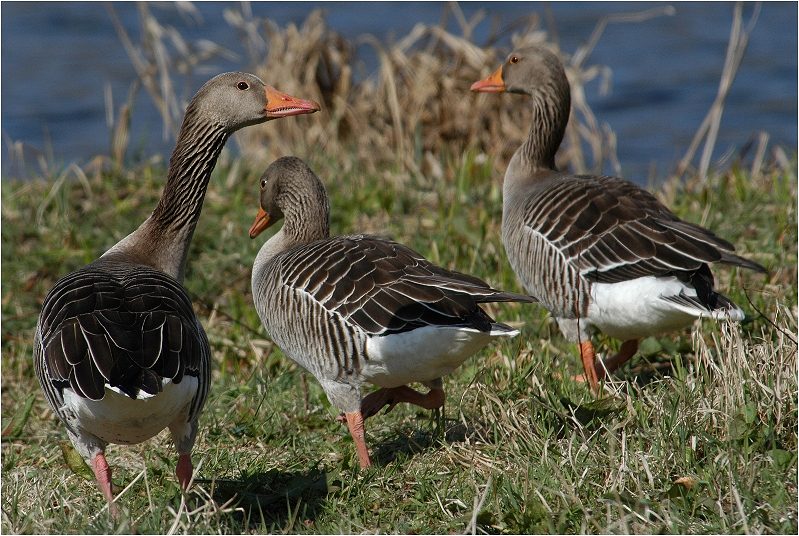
105, 2, 660, 182
107, 2, 237, 141
676, 1, 762, 180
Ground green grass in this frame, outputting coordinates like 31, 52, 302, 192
1, 151, 796, 533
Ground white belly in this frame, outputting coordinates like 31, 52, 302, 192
362, 325, 515, 388
62, 378, 198, 445
586, 276, 703, 340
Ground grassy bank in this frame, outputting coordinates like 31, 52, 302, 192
1, 149, 796, 533
3, 3, 797, 533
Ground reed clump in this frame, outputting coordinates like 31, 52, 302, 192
2, 3, 796, 533
109, 3, 627, 182
231, 6, 626, 180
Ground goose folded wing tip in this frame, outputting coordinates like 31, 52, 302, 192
475, 291, 537, 304
720, 253, 767, 274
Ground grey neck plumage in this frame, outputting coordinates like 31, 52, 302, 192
503, 78, 571, 205
252, 188, 330, 290
102, 103, 229, 282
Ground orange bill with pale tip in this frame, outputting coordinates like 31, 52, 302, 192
470, 65, 506, 93
264, 86, 321, 119
249, 207, 273, 238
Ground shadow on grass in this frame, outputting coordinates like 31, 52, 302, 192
626, 353, 683, 388
555, 352, 687, 427
195, 467, 330, 530
370, 416, 477, 466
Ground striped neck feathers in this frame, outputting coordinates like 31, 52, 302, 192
253, 185, 330, 274
151, 104, 230, 233
278, 183, 331, 249
103, 103, 230, 281
509, 77, 571, 185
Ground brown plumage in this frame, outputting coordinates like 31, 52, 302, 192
472, 46, 765, 391
39, 264, 201, 402
250, 156, 534, 467
34, 73, 319, 515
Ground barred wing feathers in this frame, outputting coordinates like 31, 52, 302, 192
275, 235, 534, 336
522, 175, 765, 284
35, 261, 209, 420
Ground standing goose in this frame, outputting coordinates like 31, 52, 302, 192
34, 73, 319, 514
471, 46, 765, 391
249, 157, 534, 468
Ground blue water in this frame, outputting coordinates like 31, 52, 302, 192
2, 2, 796, 181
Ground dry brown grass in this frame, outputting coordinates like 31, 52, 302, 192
233, 5, 625, 180
3, 4, 795, 533
107, 3, 664, 183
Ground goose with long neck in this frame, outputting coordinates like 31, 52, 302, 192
249, 157, 534, 468
472, 46, 765, 392
34, 72, 319, 515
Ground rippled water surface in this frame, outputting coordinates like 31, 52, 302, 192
2, 2, 796, 180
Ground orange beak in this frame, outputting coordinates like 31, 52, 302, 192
470, 65, 506, 93
264, 86, 321, 119
249, 207, 273, 238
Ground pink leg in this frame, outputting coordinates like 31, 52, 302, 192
175, 453, 193, 490
575, 341, 601, 393
92, 453, 119, 518
599, 339, 639, 378
344, 411, 372, 468
360, 386, 446, 420
573, 339, 640, 389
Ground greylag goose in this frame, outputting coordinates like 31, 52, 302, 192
34, 73, 319, 514
249, 156, 534, 468
470, 46, 765, 392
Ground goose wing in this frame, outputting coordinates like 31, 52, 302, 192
523, 175, 765, 284
34, 261, 209, 421
277, 235, 534, 336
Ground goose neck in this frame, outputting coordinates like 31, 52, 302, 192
252, 227, 289, 281
252, 208, 329, 291
281, 210, 329, 247
151, 119, 230, 234
103, 111, 229, 281
522, 90, 569, 170
506, 77, 571, 189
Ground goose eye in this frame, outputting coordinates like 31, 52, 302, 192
510, 56, 519, 64
237, 81, 249, 90
260, 179, 267, 189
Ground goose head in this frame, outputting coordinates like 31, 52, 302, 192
470, 46, 571, 170
470, 46, 569, 99
249, 156, 329, 240
190, 72, 321, 132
